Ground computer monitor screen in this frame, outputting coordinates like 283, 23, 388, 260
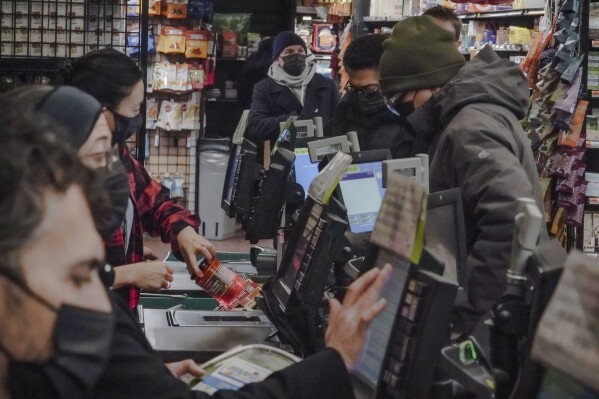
276, 201, 325, 307
425, 188, 468, 290
339, 161, 385, 234
294, 148, 320, 199
352, 249, 412, 388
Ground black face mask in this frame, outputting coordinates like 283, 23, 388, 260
348, 92, 386, 116
395, 101, 416, 118
111, 110, 142, 144
94, 159, 130, 238
1, 275, 115, 399
282, 54, 307, 76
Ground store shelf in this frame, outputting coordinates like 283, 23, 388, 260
296, 6, 317, 15
363, 16, 405, 23
216, 57, 247, 62
206, 97, 238, 103
458, 8, 544, 20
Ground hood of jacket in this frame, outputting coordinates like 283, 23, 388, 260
436, 45, 529, 124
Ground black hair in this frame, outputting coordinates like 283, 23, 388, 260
423, 6, 462, 42
56, 48, 143, 109
0, 86, 53, 124
0, 118, 107, 285
342, 34, 389, 73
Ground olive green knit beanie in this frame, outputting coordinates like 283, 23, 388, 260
379, 16, 465, 97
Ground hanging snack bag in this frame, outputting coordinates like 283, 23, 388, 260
157, 100, 183, 131
152, 62, 177, 91
189, 63, 205, 90
146, 98, 161, 129
165, 0, 188, 19
185, 30, 209, 58
172, 173, 185, 198
182, 100, 200, 130
149, 0, 162, 15
158, 26, 186, 54
172, 63, 191, 92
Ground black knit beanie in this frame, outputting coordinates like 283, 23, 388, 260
36, 86, 103, 149
272, 31, 307, 61
379, 16, 465, 97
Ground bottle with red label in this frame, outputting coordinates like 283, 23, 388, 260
195, 258, 261, 310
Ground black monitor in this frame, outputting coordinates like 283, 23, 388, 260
245, 146, 295, 242
352, 246, 458, 399
326, 149, 390, 234
259, 196, 349, 355
221, 138, 258, 217
425, 188, 468, 295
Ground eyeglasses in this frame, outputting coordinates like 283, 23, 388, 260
344, 82, 382, 98
383, 91, 406, 117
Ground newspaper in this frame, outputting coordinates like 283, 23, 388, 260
370, 173, 427, 264
531, 250, 599, 393
308, 152, 353, 205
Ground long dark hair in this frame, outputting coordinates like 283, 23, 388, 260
57, 48, 143, 109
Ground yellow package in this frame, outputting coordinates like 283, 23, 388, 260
149, 0, 162, 16
185, 30, 209, 59
158, 26, 186, 54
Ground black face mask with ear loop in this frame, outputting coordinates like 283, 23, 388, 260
111, 110, 142, 144
93, 158, 130, 238
0, 272, 115, 399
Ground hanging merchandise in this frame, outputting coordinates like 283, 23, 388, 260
182, 99, 201, 130
188, 0, 214, 20
149, 0, 162, 16
146, 98, 161, 129
165, 0, 188, 19
521, 0, 586, 243
312, 24, 335, 53
157, 26, 186, 54
185, 30, 209, 58
189, 63, 205, 90
157, 100, 184, 131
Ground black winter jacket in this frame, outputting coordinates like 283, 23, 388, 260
247, 75, 340, 142
395, 46, 547, 334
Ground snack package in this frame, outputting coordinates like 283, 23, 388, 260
161, 172, 174, 192
146, 98, 160, 129
185, 30, 209, 58
221, 31, 237, 58
189, 63, 205, 90
182, 100, 200, 130
157, 26, 186, 54
157, 100, 183, 131
166, 0, 188, 19
149, 0, 162, 16
171, 173, 185, 198
152, 62, 178, 91
174, 63, 191, 92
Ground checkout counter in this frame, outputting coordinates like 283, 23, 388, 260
139, 252, 277, 363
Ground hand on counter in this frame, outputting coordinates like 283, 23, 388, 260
325, 264, 391, 371
165, 359, 205, 379
177, 226, 217, 278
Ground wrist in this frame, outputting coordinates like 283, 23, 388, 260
113, 264, 137, 288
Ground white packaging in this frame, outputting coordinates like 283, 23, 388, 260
14, 2, 28, 29
68, 44, 84, 58
16, 26, 28, 42
29, 43, 42, 57
70, 30, 85, 44
30, 28, 42, 43
13, 42, 27, 57
0, 42, 13, 57
30, 3, 43, 29
1, 27, 13, 42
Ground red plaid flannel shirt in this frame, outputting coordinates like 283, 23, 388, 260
104, 145, 200, 308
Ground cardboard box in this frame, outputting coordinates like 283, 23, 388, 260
29, 43, 42, 57
1, 27, 13, 42
0, 42, 13, 57
30, 3, 43, 29
16, 26, 29, 42
14, 2, 28, 29
13, 42, 27, 57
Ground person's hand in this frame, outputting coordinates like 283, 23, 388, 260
143, 246, 159, 261
325, 264, 391, 371
165, 359, 205, 379
115, 261, 174, 292
176, 226, 217, 278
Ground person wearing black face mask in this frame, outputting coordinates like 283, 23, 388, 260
323, 34, 403, 152
0, 127, 115, 399
57, 49, 218, 311
248, 31, 340, 158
